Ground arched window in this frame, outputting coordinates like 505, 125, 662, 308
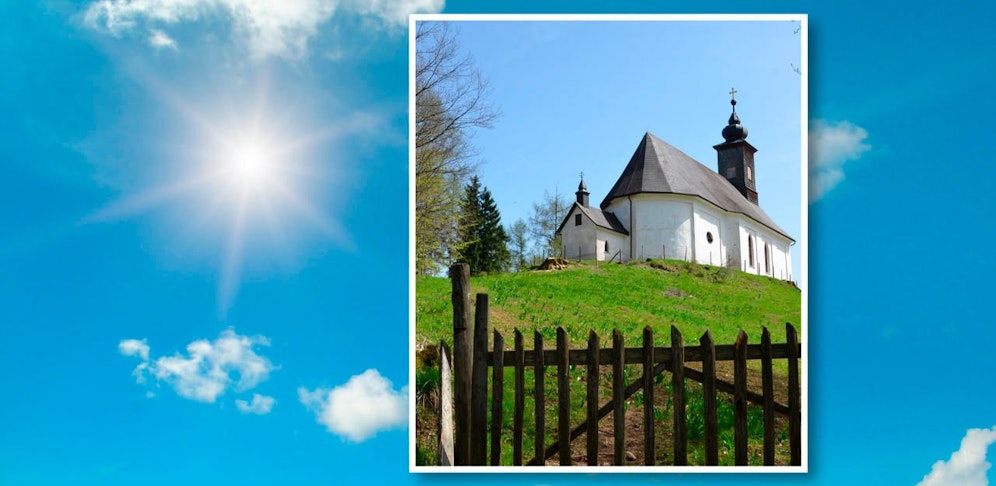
748, 235, 755, 267
604, 241, 609, 252
764, 243, 771, 274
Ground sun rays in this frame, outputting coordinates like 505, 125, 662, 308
84, 78, 350, 315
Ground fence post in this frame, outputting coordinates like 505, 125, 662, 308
787, 323, 801, 466
700, 330, 718, 465
556, 327, 571, 466
643, 326, 655, 465
612, 330, 625, 465
533, 331, 545, 466
761, 327, 775, 465
438, 341, 454, 466
491, 330, 505, 466
586, 331, 600, 466
513, 330, 525, 466
449, 264, 472, 466
671, 326, 687, 465
470, 293, 490, 465
734, 329, 749, 466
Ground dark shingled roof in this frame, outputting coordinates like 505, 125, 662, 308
556, 202, 629, 236
600, 132, 793, 241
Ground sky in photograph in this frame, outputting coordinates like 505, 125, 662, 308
456, 19, 803, 281
2, 1, 996, 485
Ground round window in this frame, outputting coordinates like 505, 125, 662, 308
706, 232, 714, 243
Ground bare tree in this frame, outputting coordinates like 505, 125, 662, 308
528, 188, 570, 259
415, 22, 500, 275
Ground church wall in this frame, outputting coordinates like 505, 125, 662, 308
737, 216, 793, 280
596, 228, 628, 262
560, 206, 598, 260
629, 194, 692, 260
692, 203, 724, 266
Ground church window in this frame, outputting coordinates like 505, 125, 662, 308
605, 241, 609, 252
746, 166, 753, 181
765, 243, 771, 274
575, 214, 582, 226
706, 232, 714, 244
726, 167, 736, 178
748, 235, 755, 267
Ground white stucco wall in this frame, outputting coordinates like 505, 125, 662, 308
567, 194, 794, 281
692, 203, 723, 266
559, 206, 629, 261
596, 228, 628, 262
560, 206, 597, 260
624, 194, 693, 260
737, 216, 793, 279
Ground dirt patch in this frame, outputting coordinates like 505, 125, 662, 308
663, 288, 692, 299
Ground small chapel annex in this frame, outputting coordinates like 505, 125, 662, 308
556, 95, 795, 281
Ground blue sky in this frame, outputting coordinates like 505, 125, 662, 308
2, 1, 996, 486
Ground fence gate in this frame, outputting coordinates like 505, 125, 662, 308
439, 263, 802, 467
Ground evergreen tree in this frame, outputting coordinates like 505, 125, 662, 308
476, 188, 510, 274
455, 176, 510, 275
456, 176, 483, 272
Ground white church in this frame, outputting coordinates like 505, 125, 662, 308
556, 96, 795, 281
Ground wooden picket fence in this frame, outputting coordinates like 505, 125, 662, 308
438, 263, 802, 467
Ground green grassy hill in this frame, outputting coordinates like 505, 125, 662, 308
415, 259, 803, 466
416, 259, 802, 350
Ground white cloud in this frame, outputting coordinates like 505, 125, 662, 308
808, 119, 870, 202
118, 338, 150, 361
917, 426, 996, 486
345, 0, 445, 27
148, 28, 178, 50
119, 329, 275, 403
298, 369, 407, 442
235, 393, 276, 415
82, 0, 445, 60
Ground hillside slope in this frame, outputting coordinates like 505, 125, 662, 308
416, 260, 802, 349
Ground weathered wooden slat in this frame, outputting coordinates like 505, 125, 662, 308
557, 327, 571, 466
643, 326, 655, 466
612, 330, 625, 466
491, 330, 504, 466
761, 327, 775, 466
490, 342, 800, 366
671, 326, 687, 466
470, 294, 490, 466
787, 323, 801, 466
734, 329, 749, 466
533, 331, 545, 467
701, 330, 718, 466
438, 341, 454, 466
525, 327, 803, 466
449, 264, 472, 466
586, 331, 600, 466
513, 329, 525, 466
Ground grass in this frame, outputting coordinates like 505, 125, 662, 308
414, 259, 802, 466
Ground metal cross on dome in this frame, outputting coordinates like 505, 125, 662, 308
729, 87, 738, 101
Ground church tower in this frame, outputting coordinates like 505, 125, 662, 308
576, 174, 589, 207
713, 89, 759, 204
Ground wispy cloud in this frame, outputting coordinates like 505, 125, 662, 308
118, 338, 150, 361
82, 0, 444, 60
808, 119, 871, 202
235, 393, 276, 415
917, 426, 996, 486
298, 369, 407, 442
148, 28, 178, 50
119, 328, 275, 403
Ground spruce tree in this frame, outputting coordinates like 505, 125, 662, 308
455, 176, 510, 275
476, 188, 510, 274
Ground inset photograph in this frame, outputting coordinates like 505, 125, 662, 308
410, 15, 807, 471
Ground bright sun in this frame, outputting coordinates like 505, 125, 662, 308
228, 142, 274, 187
